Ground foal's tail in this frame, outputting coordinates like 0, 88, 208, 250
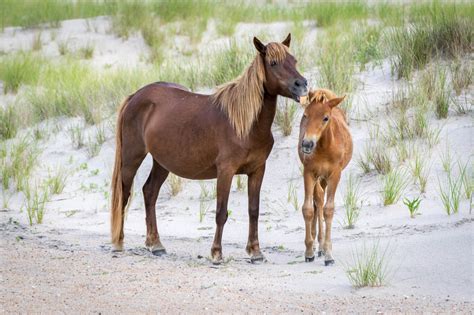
110, 94, 133, 250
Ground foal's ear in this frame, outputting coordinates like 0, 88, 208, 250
325, 95, 346, 108
282, 33, 291, 48
253, 37, 266, 55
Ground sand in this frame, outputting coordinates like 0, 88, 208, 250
0, 16, 473, 313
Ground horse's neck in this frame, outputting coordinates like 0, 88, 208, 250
250, 93, 277, 136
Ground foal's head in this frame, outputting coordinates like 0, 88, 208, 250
300, 89, 345, 155
253, 34, 308, 102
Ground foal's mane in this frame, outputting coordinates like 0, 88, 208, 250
212, 43, 288, 138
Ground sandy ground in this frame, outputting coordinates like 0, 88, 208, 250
1, 16, 473, 313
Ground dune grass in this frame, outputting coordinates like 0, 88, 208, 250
0, 137, 40, 192
0, 106, 19, 141
23, 181, 50, 225
1, 0, 116, 29
275, 99, 298, 137
387, 5, 472, 79
382, 168, 409, 206
345, 241, 393, 288
0, 53, 42, 94
343, 174, 362, 229
167, 174, 183, 197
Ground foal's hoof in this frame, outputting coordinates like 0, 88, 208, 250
250, 254, 266, 264
324, 259, 335, 266
318, 250, 324, 257
151, 248, 166, 256
305, 256, 315, 262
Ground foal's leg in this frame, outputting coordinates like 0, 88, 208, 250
143, 159, 169, 255
323, 171, 341, 266
246, 164, 265, 263
302, 171, 316, 262
210, 169, 234, 264
313, 180, 325, 257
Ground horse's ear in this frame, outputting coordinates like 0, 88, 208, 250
253, 37, 266, 55
282, 33, 291, 47
325, 95, 346, 108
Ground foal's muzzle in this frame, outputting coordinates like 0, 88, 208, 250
301, 139, 315, 154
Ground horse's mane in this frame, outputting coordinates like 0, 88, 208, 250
212, 42, 288, 138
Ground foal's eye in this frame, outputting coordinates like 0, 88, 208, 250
270, 60, 277, 67
323, 116, 329, 122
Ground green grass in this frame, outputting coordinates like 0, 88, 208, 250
403, 196, 422, 218
342, 174, 362, 229
23, 181, 49, 225
0, 106, 19, 140
344, 241, 392, 288
46, 167, 68, 194
0, 53, 42, 94
0, 0, 116, 29
68, 123, 85, 149
438, 171, 462, 215
382, 168, 409, 206
275, 99, 298, 137
0, 137, 40, 192
315, 28, 356, 113
388, 6, 472, 79
410, 149, 430, 193
434, 67, 451, 119
78, 43, 94, 59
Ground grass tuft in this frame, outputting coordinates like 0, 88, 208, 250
167, 174, 183, 196
344, 241, 392, 288
382, 167, 409, 206
342, 174, 362, 229
275, 99, 298, 137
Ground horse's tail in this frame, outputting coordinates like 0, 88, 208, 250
111, 94, 133, 250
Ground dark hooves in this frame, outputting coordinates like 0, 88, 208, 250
305, 256, 315, 262
318, 251, 323, 257
151, 248, 167, 256
250, 254, 266, 264
324, 259, 335, 266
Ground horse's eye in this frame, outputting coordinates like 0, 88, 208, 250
323, 116, 329, 122
270, 61, 277, 67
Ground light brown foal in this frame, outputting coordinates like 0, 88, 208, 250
298, 89, 353, 265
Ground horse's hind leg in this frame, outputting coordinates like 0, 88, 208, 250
143, 159, 169, 255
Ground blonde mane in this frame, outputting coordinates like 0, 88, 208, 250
212, 43, 289, 138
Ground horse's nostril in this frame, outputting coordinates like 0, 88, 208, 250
302, 140, 314, 149
295, 80, 301, 87
304, 79, 308, 87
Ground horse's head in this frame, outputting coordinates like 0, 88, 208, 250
300, 89, 345, 155
253, 34, 308, 103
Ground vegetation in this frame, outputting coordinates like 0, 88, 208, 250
382, 168, 409, 206
345, 241, 392, 287
342, 174, 362, 229
275, 99, 298, 137
167, 174, 183, 196
403, 196, 422, 218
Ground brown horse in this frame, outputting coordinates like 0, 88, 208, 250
111, 34, 308, 264
298, 89, 353, 266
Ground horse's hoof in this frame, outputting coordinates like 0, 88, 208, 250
211, 257, 223, 265
151, 248, 166, 256
305, 256, 315, 262
324, 259, 335, 266
250, 254, 266, 264
318, 250, 323, 257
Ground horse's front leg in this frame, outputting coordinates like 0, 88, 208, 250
210, 169, 234, 264
246, 164, 266, 263
323, 170, 341, 266
302, 170, 316, 262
